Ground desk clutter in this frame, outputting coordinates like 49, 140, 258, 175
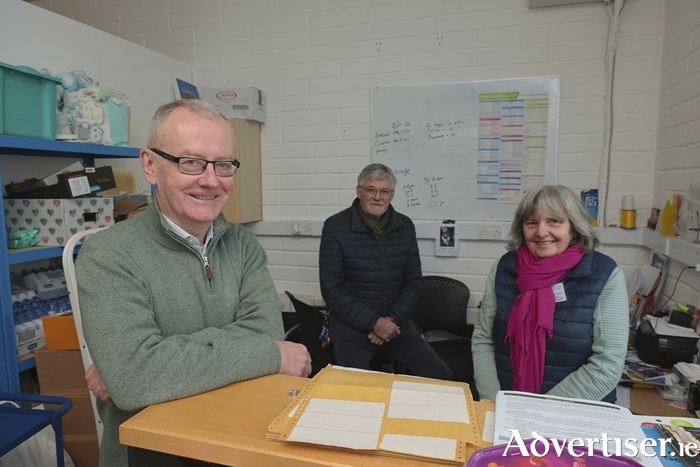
267, 365, 481, 464
635, 316, 699, 369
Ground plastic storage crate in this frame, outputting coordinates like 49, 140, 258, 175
0, 62, 61, 140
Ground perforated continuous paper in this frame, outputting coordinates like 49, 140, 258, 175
266, 365, 481, 465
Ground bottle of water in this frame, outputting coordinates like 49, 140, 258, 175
31, 296, 43, 320
12, 301, 23, 327
61, 296, 72, 313
46, 298, 58, 316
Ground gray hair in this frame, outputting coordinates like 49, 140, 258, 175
147, 99, 232, 149
507, 185, 598, 254
357, 163, 397, 189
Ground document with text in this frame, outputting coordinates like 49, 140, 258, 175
494, 391, 662, 467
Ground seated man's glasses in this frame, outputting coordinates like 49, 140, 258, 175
359, 186, 394, 199
149, 148, 240, 177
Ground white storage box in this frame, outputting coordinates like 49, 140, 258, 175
5, 197, 114, 246
16, 320, 45, 357
198, 86, 266, 123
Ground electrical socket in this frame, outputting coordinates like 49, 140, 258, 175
299, 222, 314, 236
478, 225, 502, 240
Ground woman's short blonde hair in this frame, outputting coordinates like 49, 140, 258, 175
506, 185, 599, 254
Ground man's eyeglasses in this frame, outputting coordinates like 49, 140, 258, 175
359, 186, 394, 199
149, 148, 240, 177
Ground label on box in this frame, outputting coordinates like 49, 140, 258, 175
198, 86, 266, 123
16, 321, 45, 357
68, 176, 91, 197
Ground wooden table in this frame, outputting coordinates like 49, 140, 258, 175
120, 376, 693, 467
629, 386, 693, 417
121, 374, 493, 467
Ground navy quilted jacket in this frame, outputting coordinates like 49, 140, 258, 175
319, 199, 423, 333
492, 250, 617, 402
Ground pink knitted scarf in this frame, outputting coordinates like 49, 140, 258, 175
505, 244, 584, 393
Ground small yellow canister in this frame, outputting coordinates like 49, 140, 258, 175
620, 195, 636, 229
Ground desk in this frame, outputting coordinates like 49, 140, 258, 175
120, 377, 690, 467
629, 386, 693, 417
120, 374, 493, 467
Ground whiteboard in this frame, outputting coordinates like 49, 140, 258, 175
371, 77, 559, 221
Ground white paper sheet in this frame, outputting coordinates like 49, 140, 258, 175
296, 411, 383, 433
387, 403, 469, 423
388, 381, 469, 423
305, 398, 385, 417
380, 434, 457, 460
287, 425, 379, 450
390, 388, 467, 407
287, 398, 385, 450
392, 380, 465, 395
494, 391, 662, 467
483, 411, 495, 442
280, 366, 474, 461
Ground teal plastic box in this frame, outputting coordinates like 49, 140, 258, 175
0, 62, 61, 140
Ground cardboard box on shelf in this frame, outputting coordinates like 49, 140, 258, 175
4, 196, 115, 246
34, 348, 85, 392
100, 171, 137, 195
42, 313, 79, 350
198, 86, 266, 123
35, 349, 98, 465
5, 165, 116, 199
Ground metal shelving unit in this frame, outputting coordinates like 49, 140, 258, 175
0, 135, 139, 393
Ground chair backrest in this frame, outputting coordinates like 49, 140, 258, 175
284, 291, 336, 376
412, 275, 471, 338
62, 227, 108, 445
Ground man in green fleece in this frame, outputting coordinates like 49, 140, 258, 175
76, 99, 311, 467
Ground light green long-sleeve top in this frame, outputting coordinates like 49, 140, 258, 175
472, 259, 628, 402
76, 202, 284, 467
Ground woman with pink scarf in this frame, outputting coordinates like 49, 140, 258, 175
472, 185, 628, 403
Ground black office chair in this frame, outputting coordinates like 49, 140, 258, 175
284, 291, 399, 377
413, 275, 472, 342
284, 291, 336, 377
411, 276, 477, 398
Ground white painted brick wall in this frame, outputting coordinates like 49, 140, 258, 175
653, 0, 700, 308
28, 0, 695, 311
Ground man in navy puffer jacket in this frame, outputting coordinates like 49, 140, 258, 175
319, 163, 452, 379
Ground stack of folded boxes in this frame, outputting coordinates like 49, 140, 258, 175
34, 344, 99, 466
